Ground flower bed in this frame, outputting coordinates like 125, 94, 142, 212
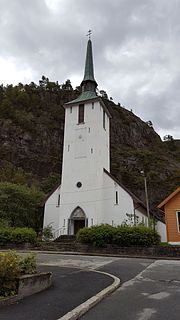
0, 251, 52, 305
0, 250, 36, 298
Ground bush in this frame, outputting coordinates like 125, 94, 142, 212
19, 253, 36, 274
0, 227, 37, 245
77, 224, 115, 247
0, 228, 12, 245
113, 225, 160, 247
77, 224, 160, 247
42, 224, 54, 241
11, 228, 37, 244
0, 250, 37, 298
0, 251, 19, 297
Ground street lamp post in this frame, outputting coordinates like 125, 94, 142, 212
141, 170, 150, 228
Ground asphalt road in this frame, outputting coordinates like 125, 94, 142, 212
81, 259, 180, 320
0, 265, 112, 320
1, 253, 180, 320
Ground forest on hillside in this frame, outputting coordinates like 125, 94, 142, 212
0, 76, 179, 230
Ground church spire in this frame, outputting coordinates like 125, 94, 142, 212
81, 38, 97, 93
65, 35, 98, 105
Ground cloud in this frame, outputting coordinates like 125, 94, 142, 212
0, 0, 179, 138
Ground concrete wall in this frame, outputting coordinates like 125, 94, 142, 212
18, 272, 52, 298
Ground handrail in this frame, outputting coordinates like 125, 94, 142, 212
53, 227, 67, 239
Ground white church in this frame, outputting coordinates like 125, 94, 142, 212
43, 37, 166, 241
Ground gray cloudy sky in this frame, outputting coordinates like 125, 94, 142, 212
0, 0, 180, 139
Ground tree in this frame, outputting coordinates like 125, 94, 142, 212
163, 135, 174, 142
146, 120, 153, 128
0, 183, 45, 231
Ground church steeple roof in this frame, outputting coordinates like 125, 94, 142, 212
81, 39, 97, 89
66, 37, 97, 105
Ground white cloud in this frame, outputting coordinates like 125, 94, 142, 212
0, 0, 179, 139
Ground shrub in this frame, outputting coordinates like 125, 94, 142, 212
77, 224, 161, 247
0, 228, 12, 245
0, 227, 37, 245
0, 250, 20, 297
0, 250, 37, 298
113, 225, 160, 247
77, 224, 115, 247
42, 224, 54, 241
11, 228, 37, 244
19, 253, 36, 274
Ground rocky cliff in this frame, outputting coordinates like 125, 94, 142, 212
0, 80, 179, 213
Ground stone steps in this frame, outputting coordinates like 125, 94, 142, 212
53, 235, 76, 243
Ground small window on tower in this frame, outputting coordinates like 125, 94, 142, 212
115, 191, 119, 205
103, 110, 106, 130
78, 104, 84, 124
70, 107, 72, 113
92, 102, 94, 109
57, 194, 60, 207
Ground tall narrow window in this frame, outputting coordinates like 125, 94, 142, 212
78, 104, 84, 124
115, 191, 119, 205
92, 102, 94, 109
57, 194, 60, 206
177, 211, 180, 232
70, 107, 72, 113
103, 110, 106, 130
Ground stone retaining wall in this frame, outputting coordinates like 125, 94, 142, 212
0, 272, 52, 307
1, 242, 180, 258
38, 242, 180, 258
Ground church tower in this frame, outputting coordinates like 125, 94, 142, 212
58, 37, 112, 235
43, 36, 165, 241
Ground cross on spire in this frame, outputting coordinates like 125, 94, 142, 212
86, 29, 92, 39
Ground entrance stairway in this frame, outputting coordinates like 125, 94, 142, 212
54, 235, 76, 243
38, 235, 77, 252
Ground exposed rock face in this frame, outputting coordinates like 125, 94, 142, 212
0, 85, 179, 212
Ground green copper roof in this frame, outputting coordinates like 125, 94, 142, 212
66, 91, 97, 105
82, 39, 96, 83
65, 38, 98, 105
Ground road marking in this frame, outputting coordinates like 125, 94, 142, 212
148, 291, 170, 300
138, 308, 157, 320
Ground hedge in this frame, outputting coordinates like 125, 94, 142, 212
76, 224, 160, 247
0, 227, 37, 245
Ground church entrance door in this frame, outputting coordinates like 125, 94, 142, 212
69, 207, 87, 235
74, 220, 85, 235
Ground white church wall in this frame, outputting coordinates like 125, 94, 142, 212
43, 186, 61, 235
102, 172, 134, 226
135, 206, 148, 226
61, 100, 109, 192
156, 220, 167, 242
57, 99, 111, 234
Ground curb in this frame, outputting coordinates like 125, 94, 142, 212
7, 249, 180, 261
58, 270, 120, 320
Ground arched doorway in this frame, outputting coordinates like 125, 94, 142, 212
69, 207, 87, 235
